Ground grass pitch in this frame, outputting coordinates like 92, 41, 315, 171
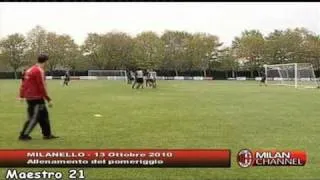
0, 80, 319, 180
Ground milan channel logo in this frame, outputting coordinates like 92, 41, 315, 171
237, 149, 253, 168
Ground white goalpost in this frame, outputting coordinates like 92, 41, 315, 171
265, 63, 319, 88
88, 70, 127, 81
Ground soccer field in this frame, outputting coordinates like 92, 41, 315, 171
0, 80, 319, 180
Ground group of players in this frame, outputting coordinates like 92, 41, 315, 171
128, 69, 157, 89
24, 68, 157, 89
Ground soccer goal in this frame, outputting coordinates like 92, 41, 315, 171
265, 63, 319, 88
88, 70, 127, 81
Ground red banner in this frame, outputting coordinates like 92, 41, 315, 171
0, 149, 230, 168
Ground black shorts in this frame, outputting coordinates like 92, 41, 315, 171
137, 78, 144, 83
261, 77, 266, 83
147, 79, 155, 83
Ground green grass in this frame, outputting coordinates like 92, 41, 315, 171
0, 80, 319, 180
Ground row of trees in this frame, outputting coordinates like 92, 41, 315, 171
0, 25, 320, 78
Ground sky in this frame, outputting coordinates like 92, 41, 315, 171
0, 2, 319, 47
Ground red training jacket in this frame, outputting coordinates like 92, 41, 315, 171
19, 65, 51, 102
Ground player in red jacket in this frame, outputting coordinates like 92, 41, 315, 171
18, 54, 58, 141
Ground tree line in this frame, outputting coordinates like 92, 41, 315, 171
0, 25, 319, 78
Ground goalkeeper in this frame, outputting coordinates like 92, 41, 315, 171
260, 71, 267, 86
63, 70, 70, 86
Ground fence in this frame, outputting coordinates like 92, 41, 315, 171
1, 70, 320, 80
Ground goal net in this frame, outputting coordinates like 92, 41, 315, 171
88, 70, 127, 81
265, 63, 319, 88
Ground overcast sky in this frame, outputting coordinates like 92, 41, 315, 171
0, 2, 319, 47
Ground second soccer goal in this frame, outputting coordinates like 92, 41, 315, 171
88, 70, 127, 81
265, 63, 319, 88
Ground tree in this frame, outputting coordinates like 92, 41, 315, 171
54, 34, 80, 72
133, 31, 164, 70
44, 32, 65, 73
26, 25, 48, 64
101, 32, 134, 70
82, 32, 134, 70
264, 28, 309, 66
187, 33, 222, 77
0, 33, 28, 79
232, 30, 265, 77
38, 32, 81, 74
0, 52, 8, 71
301, 34, 320, 70
82, 33, 104, 69
218, 48, 239, 78
161, 30, 192, 76
72, 53, 90, 71
63, 40, 81, 73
